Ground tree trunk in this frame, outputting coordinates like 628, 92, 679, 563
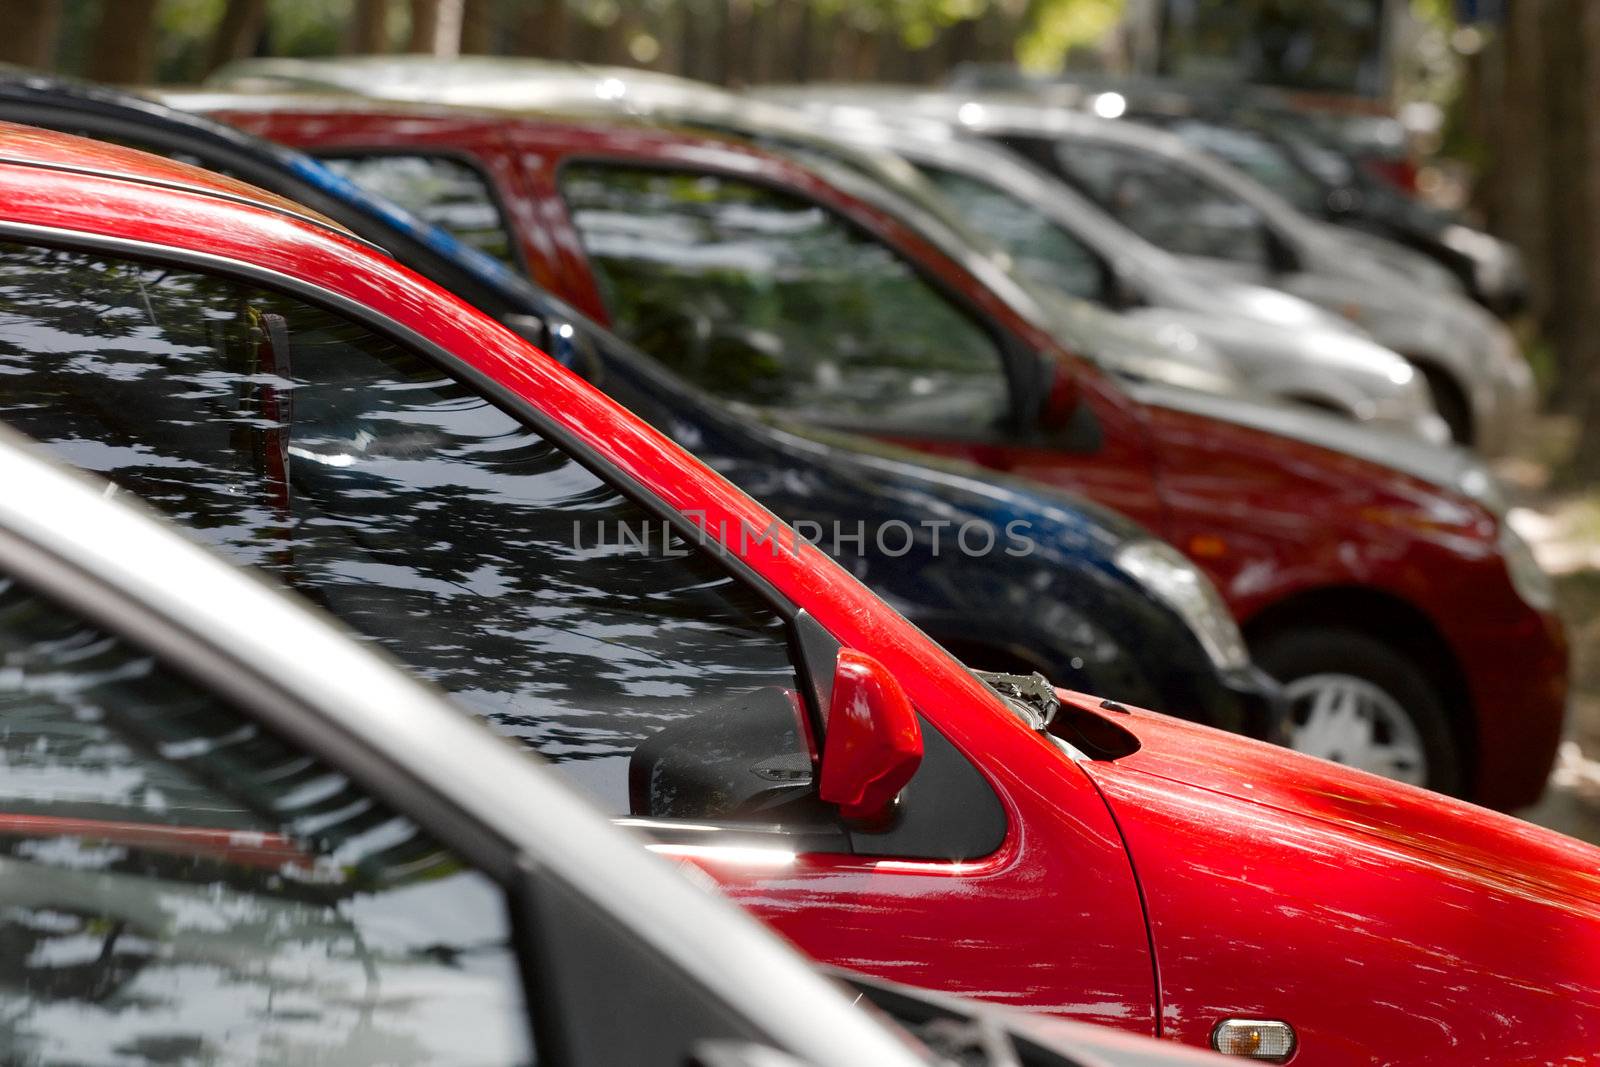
347, 0, 391, 53
86, 0, 161, 84
1539, 0, 1591, 401
722, 0, 752, 87
409, 0, 464, 55
746, 0, 775, 85
203, 0, 268, 76
943, 17, 981, 74
788, 0, 813, 84
1560, 2, 1600, 476
515, 0, 569, 59
0, 0, 61, 69
676, 0, 706, 80
460, 0, 493, 54
1494, 2, 1549, 326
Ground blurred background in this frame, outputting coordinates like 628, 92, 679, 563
8, 0, 1600, 830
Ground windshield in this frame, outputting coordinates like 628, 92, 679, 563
1162, 118, 1326, 214
914, 161, 1108, 302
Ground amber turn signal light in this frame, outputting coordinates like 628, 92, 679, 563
1211, 1019, 1296, 1061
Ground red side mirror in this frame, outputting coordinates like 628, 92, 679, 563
817, 649, 922, 825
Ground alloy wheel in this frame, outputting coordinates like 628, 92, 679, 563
1283, 672, 1428, 785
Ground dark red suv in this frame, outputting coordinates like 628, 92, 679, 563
204, 97, 1567, 807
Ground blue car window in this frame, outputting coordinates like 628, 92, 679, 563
320, 153, 522, 271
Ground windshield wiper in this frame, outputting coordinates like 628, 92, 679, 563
972, 670, 1059, 732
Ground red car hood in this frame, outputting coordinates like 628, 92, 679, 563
1060, 690, 1600, 908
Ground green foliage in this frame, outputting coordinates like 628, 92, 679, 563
1017, 0, 1123, 73
65, 0, 1132, 84
156, 0, 226, 82
149, 0, 359, 82
270, 0, 361, 56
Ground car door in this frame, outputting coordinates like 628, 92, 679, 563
527, 152, 1168, 533
1043, 137, 1285, 287
0, 232, 1158, 1032
0, 556, 538, 1066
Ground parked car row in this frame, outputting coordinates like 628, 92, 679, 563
0, 421, 1198, 1067
189, 56, 1561, 802
0, 59, 1592, 1066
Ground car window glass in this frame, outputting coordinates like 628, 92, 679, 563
0, 572, 533, 1065
0, 242, 809, 825
915, 163, 1107, 301
322, 153, 520, 269
1165, 119, 1324, 214
1054, 140, 1271, 266
557, 164, 1011, 435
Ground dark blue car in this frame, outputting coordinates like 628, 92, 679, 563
0, 71, 1282, 738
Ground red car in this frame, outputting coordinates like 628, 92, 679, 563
202, 96, 1567, 807
4, 125, 1597, 1066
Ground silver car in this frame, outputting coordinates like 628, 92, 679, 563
766, 103, 1450, 441
0, 427, 1232, 1067
201, 57, 1447, 433
197, 56, 1249, 399
763, 86, 1536, 454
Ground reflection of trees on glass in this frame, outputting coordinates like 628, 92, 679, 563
0, 575, 531, 1065
1163, 119, 1323, 214
917, 164, 1107, 300
1055, 142, 1269, 266
323, 153, 520, 268
0, 243, 800, 814
559, 164, 1011, 433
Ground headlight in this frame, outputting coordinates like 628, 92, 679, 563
1115, 539, 1251, 670
1440, 223, 1508, 295
1456, 461, 1508, 517
1499, 518, 1556, 612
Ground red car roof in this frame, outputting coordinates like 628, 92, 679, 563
0, 120, 349, 232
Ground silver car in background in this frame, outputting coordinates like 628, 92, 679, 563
764, 86, 1535, 454
766, 99, 1449, 440
204, 57, 1437, 430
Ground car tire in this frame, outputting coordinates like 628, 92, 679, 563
1253, 627, 1464, 796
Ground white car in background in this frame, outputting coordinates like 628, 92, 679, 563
764, 100, 1450, 439
762, 85, 1535, 454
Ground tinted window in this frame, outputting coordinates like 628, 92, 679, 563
0, 243, 804, 820
323, 153, 520, 269
559, 165, 1011, 434
1164, 120, 1324, 214
1055, 141, 1271, 266
0, 573, 532, 1065
917, 164, 1107, 301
